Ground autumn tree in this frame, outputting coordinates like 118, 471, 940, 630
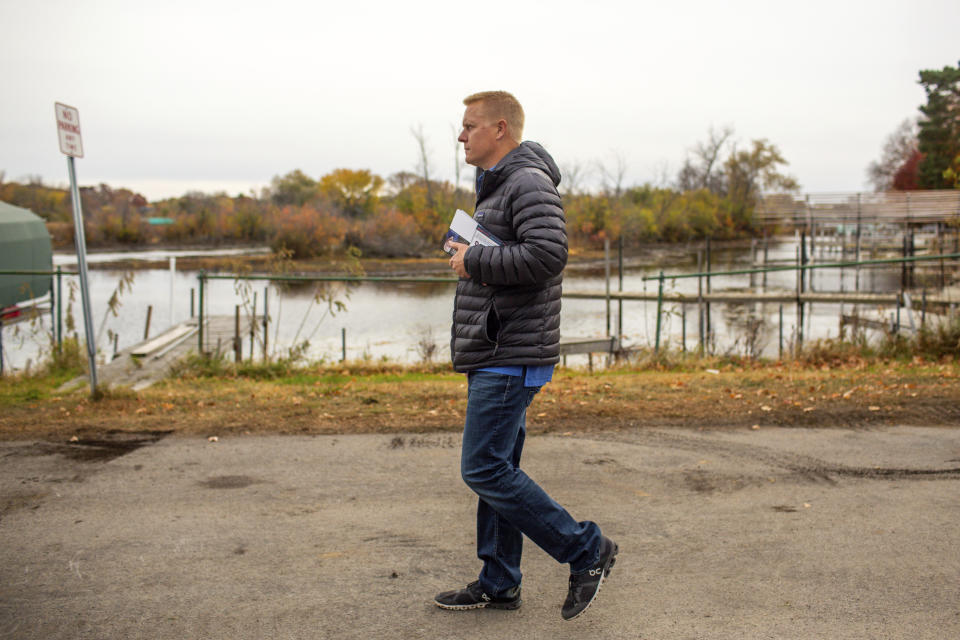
892, 150, 924, 191
866, 118, 919, 191
268, 169, 319, 207
724, 140, 799, 203
677, 125, 734, 193
318, 168, 384, 218
917, 60, 960, 189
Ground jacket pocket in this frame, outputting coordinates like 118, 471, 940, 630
483, 301, 501, 345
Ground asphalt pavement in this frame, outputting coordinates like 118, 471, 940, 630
2, 425, 959, 639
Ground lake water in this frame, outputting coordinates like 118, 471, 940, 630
0, 239, 923, 374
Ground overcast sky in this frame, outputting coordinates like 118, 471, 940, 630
2, 0, 958, 201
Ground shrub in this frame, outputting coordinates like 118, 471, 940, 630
270, 206, 348, 258
352, 209, 427, 257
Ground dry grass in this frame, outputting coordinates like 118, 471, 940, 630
2, 358, 959, 442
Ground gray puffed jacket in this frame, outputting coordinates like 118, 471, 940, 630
451, 141, 567, 372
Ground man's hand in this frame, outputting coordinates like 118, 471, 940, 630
448, 242, 471, 278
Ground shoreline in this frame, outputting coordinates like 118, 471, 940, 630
54, 237, 767, 275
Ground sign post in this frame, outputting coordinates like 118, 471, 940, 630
55, 102, 98, 396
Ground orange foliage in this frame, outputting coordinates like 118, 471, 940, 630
271, 206, 348, 258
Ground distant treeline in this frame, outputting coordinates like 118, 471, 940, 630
0, 135, 800, 257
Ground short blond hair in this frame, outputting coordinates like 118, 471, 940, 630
463, 91, 524, 142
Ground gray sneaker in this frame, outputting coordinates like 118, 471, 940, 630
561, 536, 619, 620
434, 580, 522, 611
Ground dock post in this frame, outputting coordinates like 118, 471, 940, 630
762, 233, 769, 290
939, 226, 946, 290
604, 238, 611, 337
896, 295, 901, 335
901, 234, 908, 293
796, 245, 804, 352
262, 287, 269, 361
697, 251, 705, 355
855, 193, 862, 293
197, 272, 205, 354
250, 291, 257, 361
654, 271, 664, 354
705, 238, 712, 354
778, 305, 784, 360
234, 305, 241, 363
681, 304, 687, 353
144, 305, 153, 340
617, 236, 623, 344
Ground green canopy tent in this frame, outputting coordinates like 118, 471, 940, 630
0, 201, 53, 311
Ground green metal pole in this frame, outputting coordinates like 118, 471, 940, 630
198, 271, 205, 354
654, 271, 664, 354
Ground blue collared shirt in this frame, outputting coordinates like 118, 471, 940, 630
478, 364, 555, 388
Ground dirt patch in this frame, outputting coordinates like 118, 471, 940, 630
198, 475, 261, 489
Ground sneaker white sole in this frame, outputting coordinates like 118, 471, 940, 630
564, 546, 618, 621
434, 601, 521, 611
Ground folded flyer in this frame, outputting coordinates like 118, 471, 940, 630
442, 209, 502, 256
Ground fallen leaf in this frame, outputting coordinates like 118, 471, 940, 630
803, 407, 815, 413
761, 405, 772, 412
869, 406, 881, 411
751, 424, 760, 430
207, 436, 219, 443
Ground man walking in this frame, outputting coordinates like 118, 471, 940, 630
435, 91, 618, 621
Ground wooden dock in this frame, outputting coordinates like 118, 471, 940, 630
61, 315, 244, 392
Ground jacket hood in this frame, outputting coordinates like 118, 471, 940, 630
510, 141, 562, 187
476, 141, 562, 197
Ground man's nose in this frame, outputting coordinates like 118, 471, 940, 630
457, 130, 467, 142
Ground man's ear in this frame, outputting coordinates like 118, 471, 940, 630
495, 119, 508, 140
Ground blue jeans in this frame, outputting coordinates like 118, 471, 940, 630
461, 370, 602, 597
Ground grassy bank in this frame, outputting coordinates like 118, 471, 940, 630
2, 349, 959, 441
